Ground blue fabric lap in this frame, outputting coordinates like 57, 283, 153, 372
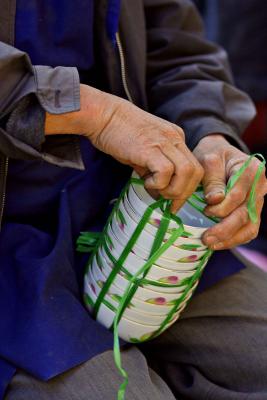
0, 138, 131, 383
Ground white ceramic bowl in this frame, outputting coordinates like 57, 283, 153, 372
98, 246, 189, 294
124, 193, 190, 238
91, 248, 200, 308
111, 218, 204, 270
84, 285, 177, 342
85, 265, 197, 324
111, 214, 206, 262
112, 202, 206, 271
90, 256, 176, 315
127, 175, 215, 238
84, 275, 189, 342
103, 228, 199, 285
115, 197, 207, 252
96, 247, 187, 301
85, 268, 178, 325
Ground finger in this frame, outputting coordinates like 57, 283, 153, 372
159, 143, 203, 210
143, 148, 175, 191
203, 198, 264, 250
203, 205, 250, 247
201, 153, 226, 205
205, 160, 259, 218
208, 220, 260, 250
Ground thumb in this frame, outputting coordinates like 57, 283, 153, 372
202, 155, 226, 205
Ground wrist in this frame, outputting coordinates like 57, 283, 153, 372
45, 84, 112, 137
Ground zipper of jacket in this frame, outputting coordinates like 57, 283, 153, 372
115, 32, 134, 103
0, 157, 9, 231
0, 36, 129, 230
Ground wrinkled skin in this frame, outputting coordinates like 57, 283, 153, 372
193, 134, 267, 249
45, 85, 267, 250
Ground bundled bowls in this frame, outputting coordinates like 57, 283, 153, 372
84, 173, 214, 342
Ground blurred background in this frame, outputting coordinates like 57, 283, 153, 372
193, 0, 267, 258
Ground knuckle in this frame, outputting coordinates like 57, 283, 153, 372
158, 138, 171, 152
248, 225, 259, 240
210, 208, 224, 218
237, 207, 249, 225
167, 124, 185, 140
176, 127, 185, 139
156, 182, 169, 191
160, 162, 174, 177
202, 153, 221, 168
160, 189, 176, 199
180, 161, 194, 176
229, 188, 245, 204
245, 158, 265, 180
212, 225, 224, 238
195, 163, 204, 180
161, 185, 183, 198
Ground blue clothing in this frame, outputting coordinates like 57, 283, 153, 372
15, 0, 95, 69
0, 138, 131, 397
15, 0, 121, 69
0, 0, 245, 397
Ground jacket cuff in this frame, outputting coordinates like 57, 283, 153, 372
33, 65, 80, 114
182, 116, 250, 153
3, 66, 84, 169
6, 94, 45, 151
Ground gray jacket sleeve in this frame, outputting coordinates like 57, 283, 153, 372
0, 41, 84, 169
144, 0, 255, 151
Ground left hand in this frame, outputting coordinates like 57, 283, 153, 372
193, 134, 267, 250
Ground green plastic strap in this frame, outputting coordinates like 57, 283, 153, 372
78, 154, 266, 400
224, 153, 265, 223
187, 198, 220, 223
111, 205, 173, 330
102, 241, 190, 288
104, 202, 185, 400
151, 249, 213, 339
111, 220, 187, 400
245, 154, 265, 223
76, 231, 102, 252
93, 197, 166, 317
185, 153, 266, 224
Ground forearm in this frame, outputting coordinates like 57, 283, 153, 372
44, 84, 114, 138
0, 41, 81, 165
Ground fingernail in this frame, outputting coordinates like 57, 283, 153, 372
204, 235, 217, 245
205, 190, 225, 199
213, 242, 224, 250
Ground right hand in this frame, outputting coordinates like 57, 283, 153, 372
46, 84, 204, 211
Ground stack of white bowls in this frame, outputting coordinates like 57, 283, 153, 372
84, 174, 215, 343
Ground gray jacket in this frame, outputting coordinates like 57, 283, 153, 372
0, 0, 255, 227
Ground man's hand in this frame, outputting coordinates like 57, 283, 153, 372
45, 84, 203, 211
193, 134, 267, 250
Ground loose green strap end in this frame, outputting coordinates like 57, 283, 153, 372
226, 153, 266, 224
114, 329, 129, 400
